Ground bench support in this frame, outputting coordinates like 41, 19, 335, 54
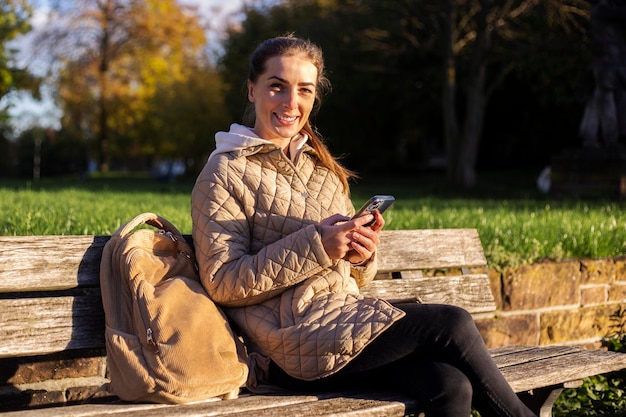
518, 380, 582, 417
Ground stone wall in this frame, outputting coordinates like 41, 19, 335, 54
475, 256, 626, 349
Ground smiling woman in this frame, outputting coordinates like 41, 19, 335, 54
189, 35, 539, 417
246, 55, 318, 151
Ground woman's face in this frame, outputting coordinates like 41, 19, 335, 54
248, 54, 318, 147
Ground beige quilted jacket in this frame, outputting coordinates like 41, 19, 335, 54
191, 124, 404, 383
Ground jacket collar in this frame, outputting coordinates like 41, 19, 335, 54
209, 123, 310, 163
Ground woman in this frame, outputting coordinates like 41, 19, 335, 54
191, 35, 537, 417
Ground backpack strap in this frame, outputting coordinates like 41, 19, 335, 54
113, 212, 184, 239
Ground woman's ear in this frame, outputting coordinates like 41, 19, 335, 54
247, 80, 255, 103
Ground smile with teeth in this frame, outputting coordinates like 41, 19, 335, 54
275, 113, 298, 124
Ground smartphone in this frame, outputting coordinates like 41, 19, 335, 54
352, 195, 395, 226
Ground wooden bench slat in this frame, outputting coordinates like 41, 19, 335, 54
221, 395, 415, 417
0, 229, 486, 293
0, 295, 105, 358
0, 402, 173, 417
0, 273, 495, 358
361, 274, 496, 313
0, 236, 108, 292
377, 229, 486, 272
0, 392, 413, 417
495, 346, 626, 392
490, 345, 582, 367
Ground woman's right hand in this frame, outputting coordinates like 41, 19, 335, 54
318, 213, 375, 260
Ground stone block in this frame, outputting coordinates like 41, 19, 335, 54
1, 350, 106, 385
539, 305, 618, 344
609, 282, 626, 302
580, 285, 609, 306
0, 389, 67, 411
502, 260, 580, 310
475, 314, 539, 349
66, 385, 102, 403
580, 258, 615, 284
614, 256, 626, 279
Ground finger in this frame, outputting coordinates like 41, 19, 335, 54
351, 230, 376, 253
350, 213, 375, 229
349, 239, 373, 262
351, 224, 378, 245
369, 210, 385, 232
320, 213, 351, 226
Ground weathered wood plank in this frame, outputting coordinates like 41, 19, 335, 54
0, 274, 494, 357
0, 235, 109, 292
377, 229, 486, 272
0, 394, 355, 417
361, 274, 496, 314
0, 229, 486, 293
0, 402, 173, 417
0, 295, 105, 357
490, 345, 583, 367
216, 394, 416, 417
495, 346, 626, 393
0, 392, 417, 417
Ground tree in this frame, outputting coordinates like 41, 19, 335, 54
140, 57, 230, 176
0, 0, 34, 121
219, 0, 436, 172
219, 0, 591, 184
439, 0, 589, 187
37, 0, 208, 172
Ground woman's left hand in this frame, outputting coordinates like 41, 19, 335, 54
344, 210, 384, 265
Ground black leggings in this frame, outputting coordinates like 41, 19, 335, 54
267, 303, 537, 417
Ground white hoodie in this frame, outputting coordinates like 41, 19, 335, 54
209, 124, 309, 164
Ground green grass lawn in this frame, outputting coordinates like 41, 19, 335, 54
1, 172, 625, 268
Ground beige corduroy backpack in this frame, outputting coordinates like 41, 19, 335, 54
99, 212, 248, 404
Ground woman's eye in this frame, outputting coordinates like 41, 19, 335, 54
270, 83, 283, 91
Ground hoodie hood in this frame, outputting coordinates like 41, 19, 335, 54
209, 123, 309, 163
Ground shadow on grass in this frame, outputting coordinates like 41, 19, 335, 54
351, 170, 548, 201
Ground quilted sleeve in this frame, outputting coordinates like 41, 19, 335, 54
191, 159, 334, 307
350, 253, 378, 288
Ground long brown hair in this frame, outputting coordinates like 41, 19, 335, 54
244, 35, 356, 192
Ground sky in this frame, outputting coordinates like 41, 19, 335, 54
4, 0, 245, 134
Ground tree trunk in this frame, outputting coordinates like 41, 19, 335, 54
97, 0, 113, 173
452, 0, 491, 189
442, 0, 460, 182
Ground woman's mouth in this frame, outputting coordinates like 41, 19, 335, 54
275, 113, 298, 125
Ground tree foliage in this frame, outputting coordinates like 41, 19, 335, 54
3, 0, 596, 182
0, 0, 33, 118
219, 0, 591, 186
38, 0, 215, 172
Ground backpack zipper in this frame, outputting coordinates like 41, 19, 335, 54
135, 230, 195, 353
146, 328, 157, 349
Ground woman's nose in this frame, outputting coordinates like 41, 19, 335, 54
283, 89, 298, 109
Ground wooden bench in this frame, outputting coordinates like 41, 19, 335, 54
1, 229, 624, 417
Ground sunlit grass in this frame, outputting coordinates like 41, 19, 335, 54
370, 197, 626, 268
2, 174, 625, 268
0, 178, 194, 236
